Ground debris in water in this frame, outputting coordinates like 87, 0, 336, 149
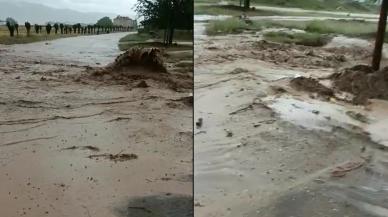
225, 129, 233, 137
229, 68, 248, 75
331, 159, 365, 177
136, 80, 149, 88
172, 96, 193, 106
312, 110, 320, 115
88, 153, 138, 162
345, 111, 368, 123
62, 146, 100, 152
196, 118, 203, 128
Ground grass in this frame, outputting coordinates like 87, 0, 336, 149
195, 4, 283, 16
0, 34, 78, 45
119, 32, 153, 43
204, 18, 388, 44
304, 20, 378, 37
263, 31, 330, 46
194, 4, 372, 18
205, 18, 248, 35
0, 25, 96, 45
119, 29, 193, 50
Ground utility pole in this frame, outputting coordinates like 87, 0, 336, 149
372, 0, 388, 71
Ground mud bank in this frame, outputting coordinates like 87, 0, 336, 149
0, 34, 192, 217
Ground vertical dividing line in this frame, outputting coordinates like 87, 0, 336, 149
372, 0, 388, 71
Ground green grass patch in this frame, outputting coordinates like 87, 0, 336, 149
206, 18, 248, 35
119, 33, 153, 43
304, 20, 377, 37
119, 29, 193, 50
0, 34, 76, 45
194, 4, 370, 18
195, 4, 283, 16
263, 31, 330, 46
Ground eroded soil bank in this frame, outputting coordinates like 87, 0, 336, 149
0, 33, 193, 217
194, 18, 388, 217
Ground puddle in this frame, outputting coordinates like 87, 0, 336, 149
267, 95, 388, 147
5, 32, 129, 66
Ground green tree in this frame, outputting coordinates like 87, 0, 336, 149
15, 23, 19, 36
25, 21, 31, 36
60, 23, 64, 34
34, 24, 39, 34
243, 0, 250, 9
135, 0, 193, 45
72, 24, 77, 34
96, 17, 113, 29
6, 17, 17, 37
53, 23, 59, 34
46, 23, 52, 34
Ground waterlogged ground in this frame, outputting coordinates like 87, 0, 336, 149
0, 33, 193, 217
194, 12, 388, 217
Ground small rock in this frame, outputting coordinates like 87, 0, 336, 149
136, 80, 149, 88
196, 118, 203, 128
225, 129, 233, 137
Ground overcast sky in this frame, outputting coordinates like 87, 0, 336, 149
11, 0, 137, 17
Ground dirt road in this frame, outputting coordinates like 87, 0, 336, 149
194, 17, 388, 217
0, 33, 193, 217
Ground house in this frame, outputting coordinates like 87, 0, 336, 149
113, 16, 137, 29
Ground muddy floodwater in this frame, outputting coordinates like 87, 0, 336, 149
0, 33, 192, 217
194, 14, 388, 217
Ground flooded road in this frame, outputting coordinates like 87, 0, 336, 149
0, 33, 193, 217
194, 15, 388, 217
4, 32, 131, 66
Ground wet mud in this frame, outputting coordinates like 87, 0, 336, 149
0, 33, 192, 217
331, 65, 388, 104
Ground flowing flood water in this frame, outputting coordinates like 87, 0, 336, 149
0, 33, 193, 217
194, 14, 388, 217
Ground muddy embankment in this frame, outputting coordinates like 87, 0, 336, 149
194, 19, 388, 217
0, 34, 193, 217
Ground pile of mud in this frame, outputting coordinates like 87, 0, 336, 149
290, 77, 334, 99
290, 65, 388, 104
332, 65, 388, 104
107, 47, 167, 72
252, 40, 370, 69
79, 47, 192, 90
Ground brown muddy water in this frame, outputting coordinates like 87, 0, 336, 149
194, 17, 388, 217
0, 33, 193, 217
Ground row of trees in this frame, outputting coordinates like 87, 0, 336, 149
135, 0, 193, 45
5, 16, 133, 37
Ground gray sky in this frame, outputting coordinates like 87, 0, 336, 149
13, 0, 137, 17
